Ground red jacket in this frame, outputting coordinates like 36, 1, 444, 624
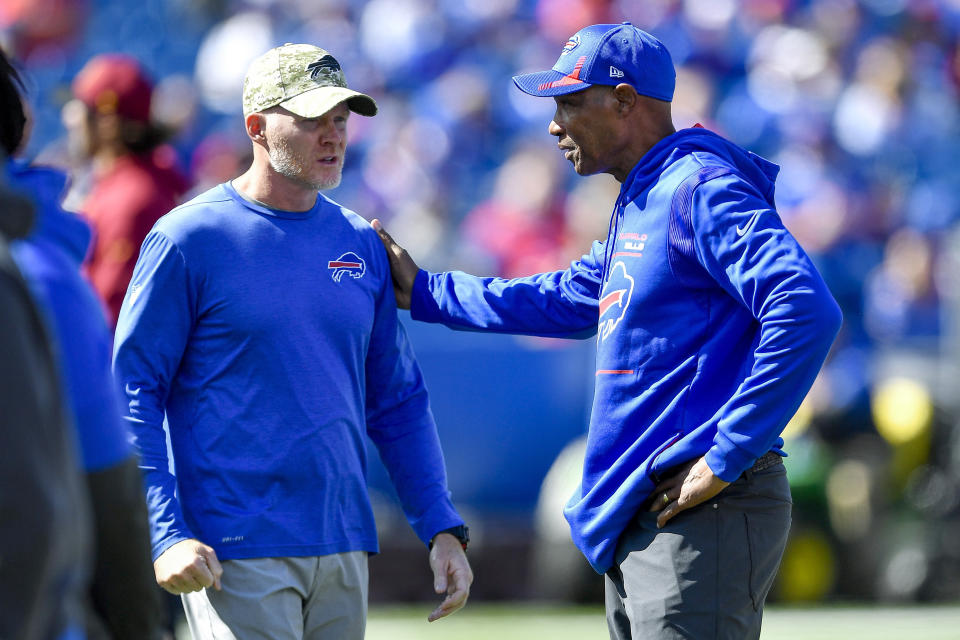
82, 148, 188, 325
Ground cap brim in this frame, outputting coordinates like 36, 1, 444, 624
512, 70, 591, 97
281, 86, 378, 118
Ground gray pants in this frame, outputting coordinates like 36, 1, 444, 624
182, 552, 368, 640
605, 463, 791, 640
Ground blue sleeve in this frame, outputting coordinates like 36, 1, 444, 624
687, 174, 842, 481
410, 241, 604, 338
364, 244, 463, 545
43, 281, 131, 472
12, 241, 131, 472
112, 231, 197, 559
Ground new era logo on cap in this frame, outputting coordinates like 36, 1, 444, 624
512, 23, 676, 101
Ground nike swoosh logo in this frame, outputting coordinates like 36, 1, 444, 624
736, 210, 766, 236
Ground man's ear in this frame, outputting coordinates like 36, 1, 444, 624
245, 112, 266, 141
612, 83, 638, 115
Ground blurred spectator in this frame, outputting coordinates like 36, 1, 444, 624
64, 53, 189, 327
2, 49, 166, 639
864, 227, 941, 345
460, 142, 568, 277
188, 129, 252, 196
193, 11, 274, 115
0, 0, 88, 58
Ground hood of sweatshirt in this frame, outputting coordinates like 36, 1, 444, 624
620, 125, 779, 208
6, 161, 91, 265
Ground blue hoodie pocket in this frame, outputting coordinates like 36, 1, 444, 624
648, 431, 683, 483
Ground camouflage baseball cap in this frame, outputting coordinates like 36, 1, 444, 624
242, 43, 377, 118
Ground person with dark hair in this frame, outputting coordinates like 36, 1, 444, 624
0, 143, 92, 640
63, 53, 189, 326
1, 49, 166, 639
375, 23, 842, 639
0, 55, 27, 158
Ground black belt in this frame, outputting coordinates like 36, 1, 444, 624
652, 450, 782, 486
744, 451, 782, 476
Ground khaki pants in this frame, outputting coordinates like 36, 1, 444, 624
181, 552, 368, 640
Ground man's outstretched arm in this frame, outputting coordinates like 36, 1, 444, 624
372, 219, 601, 338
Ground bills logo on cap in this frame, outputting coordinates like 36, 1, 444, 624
307, 55, 342, 80
561, 35, 580, 55
328, 252, 366, 282
598, 262, 634, 341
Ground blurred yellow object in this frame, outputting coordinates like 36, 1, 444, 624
870, 377, 933, 487
826, 459, 873, 542
776, 529, 835, 602
871, 377, 932, 446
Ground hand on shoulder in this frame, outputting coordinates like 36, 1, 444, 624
371, 219, 418, 310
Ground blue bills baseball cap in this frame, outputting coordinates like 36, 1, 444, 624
513, 23, 675, 101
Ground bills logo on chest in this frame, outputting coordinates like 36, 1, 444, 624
328, 252, 366, 282
598, 232, 647, 341
599, 262, 634, 341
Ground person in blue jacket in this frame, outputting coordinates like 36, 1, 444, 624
7, 161, 167, 640
2, 49, 164, 639
112, 43, 471, 639
374, 23, 842, 640
0, 159, 91, 640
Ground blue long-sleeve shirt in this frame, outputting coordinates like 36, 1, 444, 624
411, 127, 842, 573
113, 183, 462, 561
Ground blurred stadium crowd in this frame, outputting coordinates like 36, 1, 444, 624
5, 0, 960, 607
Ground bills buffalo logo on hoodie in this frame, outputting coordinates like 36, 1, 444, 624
598, 261, 634, 341
328, 252, 365, 282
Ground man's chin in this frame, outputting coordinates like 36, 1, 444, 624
568, 154, 592, 176
316, 175, 342, 191
571, 158, 603, 177
573, 162, 593, 176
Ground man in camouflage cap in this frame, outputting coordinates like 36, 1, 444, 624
242, 43, 377, 119
113, 43, 473, 639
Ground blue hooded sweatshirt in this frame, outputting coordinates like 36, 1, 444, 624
8, 162, 131, 473
411, 127, 843, 573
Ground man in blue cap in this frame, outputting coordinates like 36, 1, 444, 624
374, 22, 842, 639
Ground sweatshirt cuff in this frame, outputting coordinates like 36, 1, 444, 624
410, 269, 442, 323
411, 499, 464, 547
704, 432, 759, 483
152, 532, 193, 562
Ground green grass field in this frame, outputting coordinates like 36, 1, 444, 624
365, 603, 960, 640
174, 602, 960, 638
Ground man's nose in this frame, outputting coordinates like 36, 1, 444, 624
319, 123, 343, 144
548, 120, 563, 137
